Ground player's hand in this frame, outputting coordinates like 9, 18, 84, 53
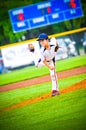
28, 44, 35, 52
49, 66, 54, 70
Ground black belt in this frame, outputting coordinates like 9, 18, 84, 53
47, 57, 55, 63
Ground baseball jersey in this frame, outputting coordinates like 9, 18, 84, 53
40, 38, 57, 62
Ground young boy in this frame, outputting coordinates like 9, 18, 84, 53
37, 33, 60, 96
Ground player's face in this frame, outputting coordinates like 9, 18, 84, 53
39, 39, 48, 47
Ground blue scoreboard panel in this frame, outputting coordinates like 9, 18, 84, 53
9, 0, 84, 33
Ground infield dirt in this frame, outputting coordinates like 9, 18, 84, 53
0, 66, 86, 92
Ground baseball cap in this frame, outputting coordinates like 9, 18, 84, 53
37, 33, 48, 41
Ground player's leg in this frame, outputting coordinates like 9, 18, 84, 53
49, 61, 60, 96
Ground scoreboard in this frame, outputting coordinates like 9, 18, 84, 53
9, 0, 84, 33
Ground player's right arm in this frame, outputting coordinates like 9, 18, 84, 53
43, 59, 54, 70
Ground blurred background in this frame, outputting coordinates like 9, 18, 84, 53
0, 0, 86, 74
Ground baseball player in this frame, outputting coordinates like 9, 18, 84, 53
28, 33, 60, 96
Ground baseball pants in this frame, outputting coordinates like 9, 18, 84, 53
49, 60, 59, 91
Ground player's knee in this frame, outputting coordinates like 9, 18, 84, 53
51, 75, 56, 80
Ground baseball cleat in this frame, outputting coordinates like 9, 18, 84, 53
52, 90, 60, 96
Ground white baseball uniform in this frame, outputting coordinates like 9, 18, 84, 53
37, 38, 59, 91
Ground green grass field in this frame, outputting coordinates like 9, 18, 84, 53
0, 55, 86, 86
0, 55, 86, 130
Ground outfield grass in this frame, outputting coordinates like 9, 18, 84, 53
0, 55, 86, 86
0, 74, 86, 130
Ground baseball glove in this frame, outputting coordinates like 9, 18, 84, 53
28, 44, 35, 52
55, 43, 60, 52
